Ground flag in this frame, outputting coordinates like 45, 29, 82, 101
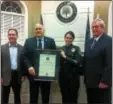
40, 14, 43, 25
84, 8, 91, 51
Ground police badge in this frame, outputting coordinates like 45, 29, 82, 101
71, 48, 76, 52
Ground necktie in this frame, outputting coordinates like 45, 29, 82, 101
38, 38, 42, 49
91, 39, 96, 49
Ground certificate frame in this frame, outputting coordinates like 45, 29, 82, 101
34, 49, 60, 81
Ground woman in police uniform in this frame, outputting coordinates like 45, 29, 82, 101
59, 31, 82, 104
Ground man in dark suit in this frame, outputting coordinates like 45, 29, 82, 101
1, 28, 25, 104
22, 23, 56, 104
84, 18, 112, 104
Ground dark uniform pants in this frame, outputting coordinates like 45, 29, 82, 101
59, 76, 79, 104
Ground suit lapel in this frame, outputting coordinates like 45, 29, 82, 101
92, 34, 105, 49
87, 39, 93, 51
17, 44, 21, 68
84, 39, 93, 56
44, 37, 48, 49
6, 43, 10, 57
85, 34, 105, 57
5, 43, 11, 69
32, 36, 38, 49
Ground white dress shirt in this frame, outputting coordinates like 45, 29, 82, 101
9, 43, 18, 70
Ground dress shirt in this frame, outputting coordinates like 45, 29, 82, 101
9, 43, 18, 70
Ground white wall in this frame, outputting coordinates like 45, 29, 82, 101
108, 2, 112, 36
42, 1, 94, 52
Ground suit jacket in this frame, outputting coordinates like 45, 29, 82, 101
59, 44, 82, 80
84, 33, 112, 88
1, 43, 24, 86
22, 36, 56, 79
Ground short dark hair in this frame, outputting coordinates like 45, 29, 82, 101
64, 31, 75, 40
8, 28, 18, 36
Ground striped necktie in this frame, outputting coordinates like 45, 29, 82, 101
91, 39, 97, 49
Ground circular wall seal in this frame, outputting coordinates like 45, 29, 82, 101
56, 1, 77, 23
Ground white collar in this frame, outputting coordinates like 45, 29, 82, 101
94, 34, 103, 41
37, 36, 44, 41
9, 43, 18, 47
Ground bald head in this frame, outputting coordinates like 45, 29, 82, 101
35, 23, 45, 37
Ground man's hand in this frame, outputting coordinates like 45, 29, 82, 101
60, 50, 66, 59
0, 78, 3, 84
99, 82, 109, 88
21, 76, 26, 81
28, 67, 35, 76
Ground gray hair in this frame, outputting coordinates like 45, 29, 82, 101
93, 18, 105, 29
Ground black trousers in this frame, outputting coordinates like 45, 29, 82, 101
29, 79, 51, 104
86, 88, 111, 104
2, 71, 21, 104
59, 76, 79, 104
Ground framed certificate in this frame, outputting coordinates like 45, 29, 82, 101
34, 49, 60, 81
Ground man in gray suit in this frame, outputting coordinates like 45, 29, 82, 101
1, 28, 25, 104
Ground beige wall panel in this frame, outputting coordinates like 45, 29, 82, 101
94, 1, 111, 32
24, 1, 41, 37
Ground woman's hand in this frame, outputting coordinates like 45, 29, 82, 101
60, 50, 66, 59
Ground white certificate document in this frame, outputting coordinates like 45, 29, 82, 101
38, 54, 56, 77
